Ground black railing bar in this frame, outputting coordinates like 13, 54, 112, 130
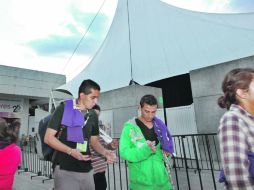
172, 157, 179, 190
181, 137, 191, 190
196, 136, 204, 170
124, 160, 129, 190
107, 164, 111, 190
174, 137, 181, 169
186, 137, 194, 169
205, 135, 217, 190
112, 163, 116, 190
212, 135, 221, 170
201, 136, 209, 169
178, 137, 184, 168
175, 137, 181, 168
192, 136, 203, 190
117, 147, 123, 190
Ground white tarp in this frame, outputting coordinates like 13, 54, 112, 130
59, 0, 254, 96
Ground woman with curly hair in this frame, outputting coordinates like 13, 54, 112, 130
218, 68, 254, 189
0, 118, 21, 189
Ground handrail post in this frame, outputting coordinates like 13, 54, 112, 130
192, 136, 203, 189
181, 136, 191, 190
205, 135, 217, 190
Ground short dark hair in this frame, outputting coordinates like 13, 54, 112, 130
140, 94, 158, 107
78, 79, 100, 97
92, 104, 101, 111
0, 118, 17, 144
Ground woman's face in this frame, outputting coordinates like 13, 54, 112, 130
246, 79, 254, 105
236, 77, 254, 110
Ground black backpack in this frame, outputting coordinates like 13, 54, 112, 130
38, 114, 54, 161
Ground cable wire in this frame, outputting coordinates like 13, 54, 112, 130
62, 0, 107, 73
126, 0, 134, 82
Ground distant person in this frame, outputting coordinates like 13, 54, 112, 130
218, 68, 254, 189
44, 79, 116, 190
20, 134, 27, 146
91, 104, 118, 190
10, 120, 21, 137
0, 118, 21, 189
120, 94, 174, 190
10, 120, 21, 146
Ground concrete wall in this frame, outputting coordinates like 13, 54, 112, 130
0, 65, 67, 136
0, 65, 66, 98
98, 85, 163, 137
162, 104, 197, 135
190, 55, 254, 133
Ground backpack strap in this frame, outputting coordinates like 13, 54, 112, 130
51, 125, 65, 166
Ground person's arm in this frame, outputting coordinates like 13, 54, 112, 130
90, 135, 115, 163
44, 128, 71, 154
105, 139, 119, 150
218, 115, 252, 189
119, 123, 154, 163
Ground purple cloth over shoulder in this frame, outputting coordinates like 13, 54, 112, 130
61, 99, 85, 143
153, 116, 174, 154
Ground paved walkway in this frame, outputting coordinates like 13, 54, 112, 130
13, 172, 53, 190
13, 169, 224, 190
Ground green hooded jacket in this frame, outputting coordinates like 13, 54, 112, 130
119, 118, 173, 190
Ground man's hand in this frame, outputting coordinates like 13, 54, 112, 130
69, 149, 92, 161
163, 151, 172, 157
91, 136, 116, 164
147, 140, 156, 152
104, 150, 116, 164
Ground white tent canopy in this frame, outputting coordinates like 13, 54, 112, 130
59, 0, 254, 96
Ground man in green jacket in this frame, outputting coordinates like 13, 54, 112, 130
120, 94, 173, 190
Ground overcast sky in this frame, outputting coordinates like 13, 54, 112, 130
0, 0, 253, 81
0, 0, 117, 80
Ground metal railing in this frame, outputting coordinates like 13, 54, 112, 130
171, 133, 222, 190
18, 133, 223, 190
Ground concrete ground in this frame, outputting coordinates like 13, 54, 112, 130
13, 172, 54, 190
13, 169, 224, 190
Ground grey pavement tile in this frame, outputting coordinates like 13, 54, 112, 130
13, 172, 54, 190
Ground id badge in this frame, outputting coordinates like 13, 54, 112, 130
76, 141, 87, 152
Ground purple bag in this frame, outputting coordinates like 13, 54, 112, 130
219, 152, 254, 183
218, 170, 226, 183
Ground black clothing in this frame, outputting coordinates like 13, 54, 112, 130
135, 118, 159, 145
48, 102, 99, 172
93, 171, 107, 190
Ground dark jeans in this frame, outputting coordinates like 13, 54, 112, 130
93, 171, 107, 190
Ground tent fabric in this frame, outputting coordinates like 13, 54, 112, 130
59, 0, 254, 96
52, 89, 73, 96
